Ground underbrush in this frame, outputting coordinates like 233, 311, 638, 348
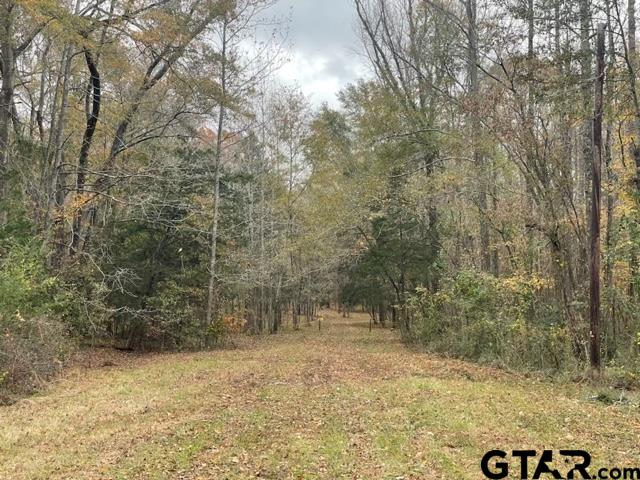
0, 316, 74, 400
409, 271, 583, 374
0, 232, 243, 398
0, 240, 77, 401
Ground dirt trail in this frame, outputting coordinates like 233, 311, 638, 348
0, 310, 639, 479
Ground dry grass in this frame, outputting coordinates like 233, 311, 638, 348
1, 310, 639, 479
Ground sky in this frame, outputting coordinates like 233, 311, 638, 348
260, 0, 368, 107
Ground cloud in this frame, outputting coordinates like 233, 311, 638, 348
257, 0, 366, 107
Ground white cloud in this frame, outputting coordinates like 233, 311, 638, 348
277, 52, 342, 106
255, 1, 369, 108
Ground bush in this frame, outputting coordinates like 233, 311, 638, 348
0, 240, 76, 397
0, 241, 78, 320
210, 313, 247, 346
124, 279, 207, 350
140, 282, 245, 349
409, 271, 576, 372
0, 314, 73, 396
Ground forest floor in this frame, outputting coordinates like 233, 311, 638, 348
1, 310, 639, 480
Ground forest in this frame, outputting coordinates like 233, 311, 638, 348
1, 0, 640, 380
1, 0, 640, 476
1, 0, 640, 388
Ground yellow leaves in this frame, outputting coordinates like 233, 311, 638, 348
616, 200, 637, 218
54, 193, 93, 223
18, 0, 85, 43
615, 190, 639, 218
499, 272, 552, 294
429, 170, 463, 192
435, 290, 452, 303
221, 313, 246, 335
354, 238, 368, 253
612, 260, 632, 288
131, 9, 185, 47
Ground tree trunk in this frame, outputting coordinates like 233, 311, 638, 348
70, 49, 101, 255
627, 0, 640, 192
465, 0, 490, 272
581, 0, 594, 232
42, 43, 74, 251
205, 16, 230, 329
0, 1, 15, 225
589, 24, 605, 372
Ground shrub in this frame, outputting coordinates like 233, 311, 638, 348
0, 241, 78, 319
210, 313, 247, 346
409, 271, 576, 372
0, 313, 73, 396
128, 279, 207, 350
143, 284, 245, 349
0, 240, 76, 397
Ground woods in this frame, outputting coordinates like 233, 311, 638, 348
2, 0, 640, 398
344, 0, 640, 377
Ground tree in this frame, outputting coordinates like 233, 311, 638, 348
590, 23, 605, 372
0, 0, 47, 225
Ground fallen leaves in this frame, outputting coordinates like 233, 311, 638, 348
0, 310, 638, 480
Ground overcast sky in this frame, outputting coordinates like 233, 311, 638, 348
260, 0, 368, 107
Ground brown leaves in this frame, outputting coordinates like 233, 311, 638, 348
1, 310, 639, 479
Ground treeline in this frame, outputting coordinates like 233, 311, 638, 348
3, 0, 640, 396
0, 0, 345, 396
326, 0, 640, 380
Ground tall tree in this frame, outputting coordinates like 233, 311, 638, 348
590, 23, 606, 372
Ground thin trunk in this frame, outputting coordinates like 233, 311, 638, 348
590, 24, 605, 372
605, 0, 618, 352
35, 40, 50, 143
605, 125, 616, 349
0, 1, 15, 225
490, 160, 499, 275
581, 0, 594, 229
630, 0, 637, 60
465, 0, 490, 272
205, 17, 228, 328
42, 0, 81, 246
622, 0, 640, 296
43, 44, 73, 248
627, 0, 640, 191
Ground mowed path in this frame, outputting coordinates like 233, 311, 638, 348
1, 310, 639, 479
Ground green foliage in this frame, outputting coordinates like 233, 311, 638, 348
145, 278, 207, 349
409, 270, 576, 372
100, 219, 209, 350
0, 240, 77, 319
89, 145, 261, 349
0, 239, 76, 394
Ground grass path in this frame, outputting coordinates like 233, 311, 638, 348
1, 310, 639, 479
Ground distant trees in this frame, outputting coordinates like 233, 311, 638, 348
5, 0, 640, 397
203, 0, 278, 330
333, 0, 640, 374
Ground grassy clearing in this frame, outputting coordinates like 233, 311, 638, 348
1, 310, 639, 479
